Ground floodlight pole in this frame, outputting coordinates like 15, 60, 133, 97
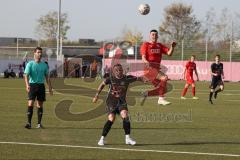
230, 20, 233, 62
57, 0, 61, 59
16, 37, 19, 58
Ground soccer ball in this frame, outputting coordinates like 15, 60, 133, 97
138, 4, 150, 15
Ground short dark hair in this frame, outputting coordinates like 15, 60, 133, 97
150, 29, 158, 34
34, 46, 42, 52
215, 54, 220, 58
113, 63, 122, 68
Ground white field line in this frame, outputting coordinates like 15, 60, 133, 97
0, 141, 240, 157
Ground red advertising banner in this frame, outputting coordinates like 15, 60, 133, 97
103, 59, 240, 82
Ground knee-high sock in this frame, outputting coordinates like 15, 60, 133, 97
102, 120, 113, 137
181, 87, 188, 97
123, 118, 131, 135
37, 107, 43, 124
27, 106, 33, 124
159, 80, 167, 97
209, 91, 214, 100
192, 87, 196, 96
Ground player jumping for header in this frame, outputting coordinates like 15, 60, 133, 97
140, 29, 176, 105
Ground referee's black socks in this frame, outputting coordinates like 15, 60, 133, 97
209, 91, 214, 100
27, 106, 33, 124
37, 107, 43, 124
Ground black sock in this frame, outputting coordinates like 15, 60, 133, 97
37, 107, 43, 124
123, 118, 131, 135
215, 88, 222, 94
209, 92, 213, 100
27, 106, 33, 124
102, 120, 113, 137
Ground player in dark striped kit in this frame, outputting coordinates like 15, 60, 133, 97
93, 64, 144, 146
209, 55, 224, 104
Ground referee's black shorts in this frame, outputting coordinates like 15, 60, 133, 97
28, 83, 46, 101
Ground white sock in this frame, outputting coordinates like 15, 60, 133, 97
125, 135, 130, 139
100, 136, 104, 140
158, 97, 164, 100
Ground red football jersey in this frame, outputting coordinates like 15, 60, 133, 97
140, 42, 169, 65
186, 61, 196, 78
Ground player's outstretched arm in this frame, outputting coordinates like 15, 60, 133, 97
136, 76, 148, 83
93, 81, 106, 103
167, 41, 177, 56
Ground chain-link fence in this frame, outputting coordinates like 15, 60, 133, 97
133, 40, 240, 62
0, 39, 240, 80
1, 39, 240, 61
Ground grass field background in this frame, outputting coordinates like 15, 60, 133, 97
0, 78, 240, 160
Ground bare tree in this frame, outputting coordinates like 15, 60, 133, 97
36, 11, 70, 40
234, 12, 240, 40
122, 27, 143, 44
213, 8, 232, 41
204, 8, 217, 41
159, 2, 201, 42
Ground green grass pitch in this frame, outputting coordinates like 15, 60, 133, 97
0, 78, 240, 160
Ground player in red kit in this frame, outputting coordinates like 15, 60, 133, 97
140, 29, 176, 105
181, 55, 199, 100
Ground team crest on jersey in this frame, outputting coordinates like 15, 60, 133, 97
150, 49, 160, 54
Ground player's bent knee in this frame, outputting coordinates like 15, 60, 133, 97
108, 114, 115, 122
160, 76, 167, 81
28, 100, 34, 106
120, 110, 128, 119
37, 101, 44, 108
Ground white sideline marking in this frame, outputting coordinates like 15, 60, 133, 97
0, 141, 240, 157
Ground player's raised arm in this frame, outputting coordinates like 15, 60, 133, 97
166, 41, 177, 56
93, 81, 106, 103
